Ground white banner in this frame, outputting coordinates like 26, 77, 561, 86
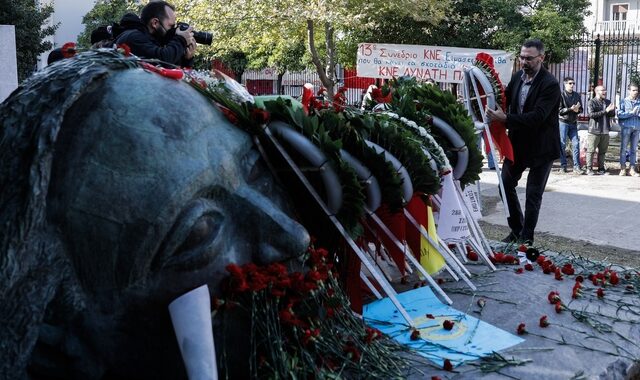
437, 173, 471, 242
357, 43, 513, 84
458, 181, 482, 221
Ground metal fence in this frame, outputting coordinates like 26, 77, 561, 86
547, 30, 640, 118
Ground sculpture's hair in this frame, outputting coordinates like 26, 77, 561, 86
0, 51, 137, 377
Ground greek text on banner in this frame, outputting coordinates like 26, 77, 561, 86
357, 43, 513, 84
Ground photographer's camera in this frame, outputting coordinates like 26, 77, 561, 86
177, 22, 212, 45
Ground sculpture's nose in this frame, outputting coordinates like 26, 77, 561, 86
235, 186, 310, 264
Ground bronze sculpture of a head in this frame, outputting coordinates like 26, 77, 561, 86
0, 51, 308, 378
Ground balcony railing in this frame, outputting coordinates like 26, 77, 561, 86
594, 20, 640, 33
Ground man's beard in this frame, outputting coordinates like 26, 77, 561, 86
152, 26, 172, 44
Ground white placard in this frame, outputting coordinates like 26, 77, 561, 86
436, 173, 471, 242
169, 285, 218, 380
459, 181, 482, 221
357, 43, 512, 84
0, 25, 18, 103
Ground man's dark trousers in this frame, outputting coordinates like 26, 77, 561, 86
501, 158, 553, 242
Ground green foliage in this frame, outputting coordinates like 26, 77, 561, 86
77, 0, 141, 48
369, 116, 441, 197
341, 0, 590, 65
263, 99, 366, 236
217, 51, 248, 82
0, 0, 58, 82
390, 78, 484, 186
170, 0, 447, 98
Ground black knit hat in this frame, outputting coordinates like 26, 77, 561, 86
90, 26, 112, 44
46, 48, 64, 65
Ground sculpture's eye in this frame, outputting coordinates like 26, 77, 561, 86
163, 210, 225, 271
181, 215, 221, 252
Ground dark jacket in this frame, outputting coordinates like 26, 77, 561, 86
559, 90, 582, 125
505, 66, 561, 166
587, 97, 615, 134
114, 13, 192, 67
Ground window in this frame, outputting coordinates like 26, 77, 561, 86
611, 3, 628, 21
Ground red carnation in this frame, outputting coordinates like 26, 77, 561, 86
576, 275, 584, 283
250, 108, 270, 125
432, 377, 442, 380
536, 255, 547, 265
515, 268, 524, 274
443, 320, 455, 330
572, 282, 582, 299
343, 342, 361, 361
548, 291, 561, 304
410, 329, 421, 340
503, 255, 517, 264
443, 359, 453, 371
116, 43, 131, 56
516, 323, 527, 335
609, 272, 620, 285
371, 87, 393, 103
539, 315, 550, 327
219, 106, 238, 125
466, 250, 479, 261
561, 264, 575, 275
597, 288, 605, 298
61, 42, 77, 58
426, 313, 435, 319
365, 327, 382, 343
554, 268, 563, 281
518, 244, 528, 252
555, 303, 563, 313
524, 263, 534, 271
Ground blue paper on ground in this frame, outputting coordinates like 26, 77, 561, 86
363, 287, 524, 367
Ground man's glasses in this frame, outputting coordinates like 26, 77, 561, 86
518, 55, 541, 62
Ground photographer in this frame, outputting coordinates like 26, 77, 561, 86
115, 1, 195, 67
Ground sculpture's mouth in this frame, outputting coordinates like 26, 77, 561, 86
168, 285, 218, 380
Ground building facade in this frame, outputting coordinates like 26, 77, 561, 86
587, 0, 640, 33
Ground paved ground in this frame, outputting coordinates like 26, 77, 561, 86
476, 141, 640, 253
399, 137, 640, 379
407, 254, 640, 379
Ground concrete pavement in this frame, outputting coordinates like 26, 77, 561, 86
477, 166, 640, 252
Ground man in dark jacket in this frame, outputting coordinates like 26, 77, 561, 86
486, 39, 561, 245
115, 1, 195, 67
558, 76, 583, 173
586, 85, 616, 175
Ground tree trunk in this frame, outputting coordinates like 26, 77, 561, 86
307, 19, 334, 101
277, 72, 284, 95
324, 22, 336, 100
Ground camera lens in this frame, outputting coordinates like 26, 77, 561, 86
193, 31, 212, 45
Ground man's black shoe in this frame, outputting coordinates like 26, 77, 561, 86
501, 232, 519, 243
